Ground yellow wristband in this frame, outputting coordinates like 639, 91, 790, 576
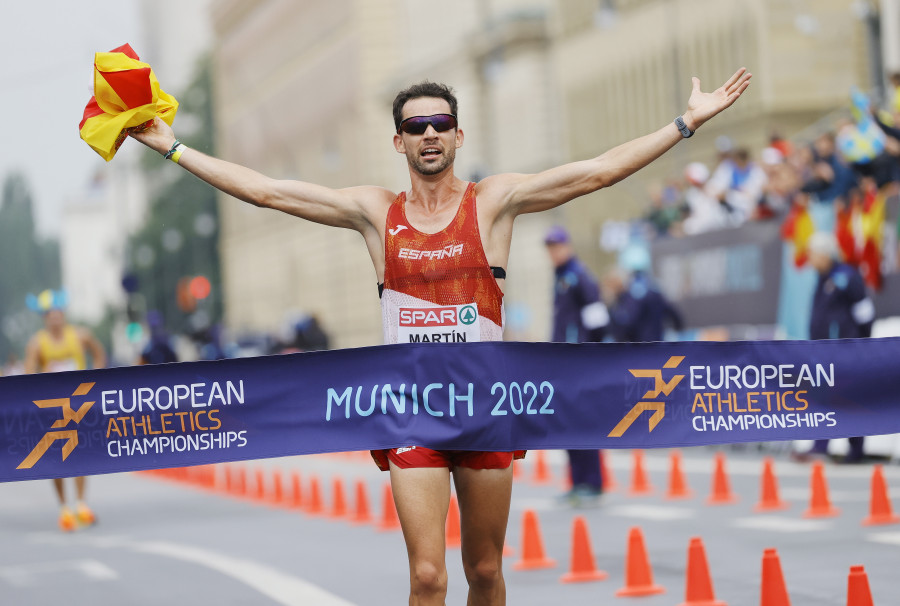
170, 144, 186, 164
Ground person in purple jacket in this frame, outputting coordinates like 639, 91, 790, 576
545, 226, 608, 504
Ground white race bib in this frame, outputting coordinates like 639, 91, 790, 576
397, 303, 481, 344
46, 360, 78, 373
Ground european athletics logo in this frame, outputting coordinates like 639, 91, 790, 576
17, 382, 96, 470
608, 356, 685, 438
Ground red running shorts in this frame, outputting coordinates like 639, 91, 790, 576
371, 447, 526, 471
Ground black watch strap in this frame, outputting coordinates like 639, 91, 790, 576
675, 116, 694, 138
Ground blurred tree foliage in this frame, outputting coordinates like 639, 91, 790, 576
0, 173, 61, 360
127, 54, 222, 338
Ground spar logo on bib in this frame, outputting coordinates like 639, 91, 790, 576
400, 307, 459, 327
397, 303, 482, 343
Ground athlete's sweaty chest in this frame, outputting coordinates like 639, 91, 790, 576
402, 200, 462, 234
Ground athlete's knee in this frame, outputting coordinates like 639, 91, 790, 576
462, 555, 503, 589
411, 560, 448, 597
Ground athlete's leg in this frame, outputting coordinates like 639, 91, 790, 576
53, 478, 77, 531
73, 476, 96, 525
52, 478, 66, 505
74, 476, 87, 501
390, 463, 452, 606
453, 465, 513, 606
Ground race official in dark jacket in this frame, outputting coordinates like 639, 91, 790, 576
809, 239, 874, 341
547, 227, 609, 344
806, 232, 874, 462
605, 245, 683, 343
545, 226, 607, 503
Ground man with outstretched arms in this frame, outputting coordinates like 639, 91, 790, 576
132, 69, 750, 605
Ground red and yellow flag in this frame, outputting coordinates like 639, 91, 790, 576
78, 44, 178, 161
836, 186, 886, 290
780, 200, 815, 267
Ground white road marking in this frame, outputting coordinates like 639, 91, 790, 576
28, 532, 131, 548
732, 517, 833, 532
510, 497, 563, 511
608, 504, 694, 521
0, 558, 118, 587
867, 532, 900, 546
133, 540, 356, 606
25, 532, 357, 605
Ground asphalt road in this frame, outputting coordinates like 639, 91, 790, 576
1, 447, 898, 605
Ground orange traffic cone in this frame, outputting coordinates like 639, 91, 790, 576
205, 466, 217, 489
615, 526, 665, 597
629, 450, 654, 496
377, 482, 402, 531
271, 469, 284, 505
329, 477, 348, 519
862, 464, 900, 526
803, 461, 840, 518
446, 494, 461, 548
754, 457, 789, 512
600, 451, 617, 492
234, 466, 247, 498
666, 450, 693, 500
350, 479, 372, 525
306, 475, 324, 516
677, 537, 726, 606
512, 509, 556, 570
560, 516, 607, 583
223, 465, 235, 494
254, 468, 267, 502
706, 452, 738, 505
532, 451, 553, 485
760, 548, 790, 606
289, 472, 303, 509
846, 565, 874, 606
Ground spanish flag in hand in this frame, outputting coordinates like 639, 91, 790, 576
79, 44, 178, 161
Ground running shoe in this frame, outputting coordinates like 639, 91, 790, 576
76, 504, 96, 527
59, 509, 77, 532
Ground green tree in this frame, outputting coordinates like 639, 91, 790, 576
0, 172, 61, 360
128, 54, 222, 338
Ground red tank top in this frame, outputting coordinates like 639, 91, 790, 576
381, 182, 504, 344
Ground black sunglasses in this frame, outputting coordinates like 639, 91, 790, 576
397, 113, 458, 135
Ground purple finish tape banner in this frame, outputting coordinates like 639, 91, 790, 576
2, 339, 897, 482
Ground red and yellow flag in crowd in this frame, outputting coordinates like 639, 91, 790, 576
836, 185, 886, 290
78, 44, 178, 161
780, 201, 816, 267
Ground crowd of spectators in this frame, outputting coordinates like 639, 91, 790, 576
642, 80, 900, 249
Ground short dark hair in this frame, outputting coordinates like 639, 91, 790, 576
392, 81, 458, 131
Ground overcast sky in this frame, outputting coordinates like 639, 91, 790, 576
0, 0, 143, 236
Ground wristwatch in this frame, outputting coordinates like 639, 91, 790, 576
675, 116, 694, 138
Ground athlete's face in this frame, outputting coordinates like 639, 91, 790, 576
44, 309, 66, 331
394, 97, 463, 176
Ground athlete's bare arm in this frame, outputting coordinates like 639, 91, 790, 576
130, 121, 393, 232
78, 329, 107, 369
23, 337, 39, 374
488, 68, 752, 216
